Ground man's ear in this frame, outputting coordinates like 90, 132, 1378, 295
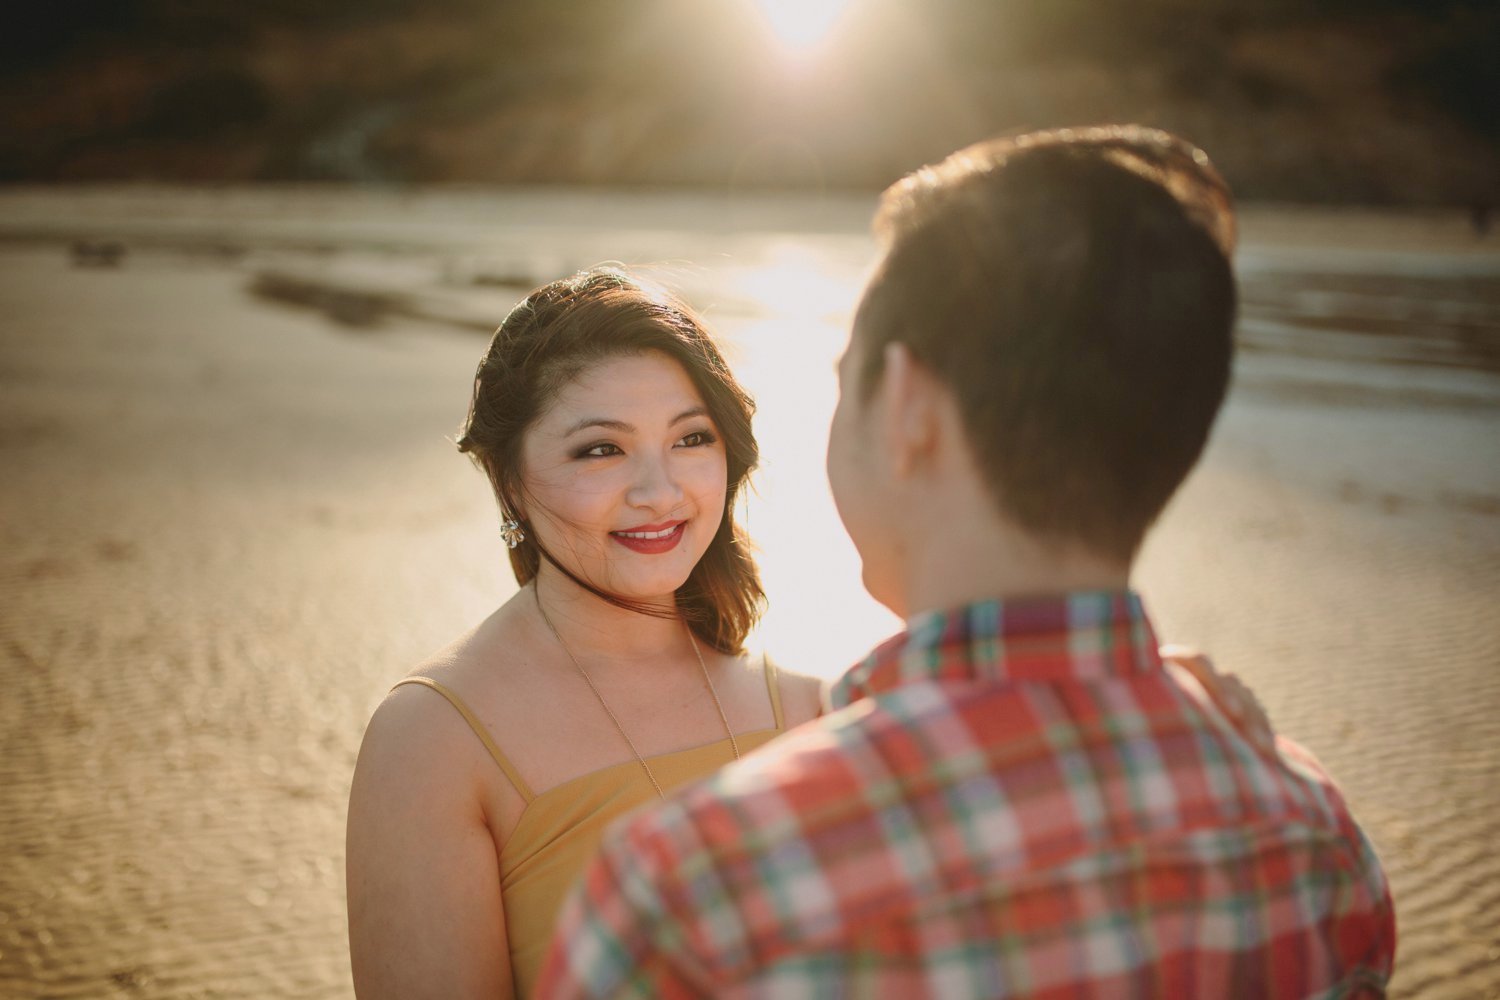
879, 342, 939, 479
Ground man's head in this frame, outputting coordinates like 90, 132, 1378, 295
827, 126, 1237, 613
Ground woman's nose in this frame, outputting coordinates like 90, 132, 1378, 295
626, 453, 686, 512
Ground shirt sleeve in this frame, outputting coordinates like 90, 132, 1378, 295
534, 813, 714, 999
1275, 734, 1398, 981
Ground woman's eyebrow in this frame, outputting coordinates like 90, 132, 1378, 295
562, 407, 707, 437
562, 417, 633, 436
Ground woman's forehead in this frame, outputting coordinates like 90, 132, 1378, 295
540, 352, 708, 429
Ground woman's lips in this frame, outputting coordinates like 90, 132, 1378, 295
609, 521, 686, 554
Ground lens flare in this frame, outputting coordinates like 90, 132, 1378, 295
751, 0, 853, 54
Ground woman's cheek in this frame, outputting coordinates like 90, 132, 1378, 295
692, 470, 730, 511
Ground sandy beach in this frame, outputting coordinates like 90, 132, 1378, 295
1, 187, 1497, 998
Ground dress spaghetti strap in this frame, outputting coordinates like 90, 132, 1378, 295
391, 677, 536, 803
761, 653, 785, 730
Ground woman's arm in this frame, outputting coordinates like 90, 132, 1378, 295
347, 688, 514, 999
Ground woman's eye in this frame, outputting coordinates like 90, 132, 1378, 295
579, 442, 622, 458
678, 430, 718, 448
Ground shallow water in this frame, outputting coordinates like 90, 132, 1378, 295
1, 187, 1497, 998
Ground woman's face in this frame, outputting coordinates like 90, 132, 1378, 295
520, 350, 729, 602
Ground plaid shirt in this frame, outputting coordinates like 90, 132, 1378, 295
537, 592, 1395, 998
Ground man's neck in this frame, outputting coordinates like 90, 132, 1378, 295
898, 496, 1130, 621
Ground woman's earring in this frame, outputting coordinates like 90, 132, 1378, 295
500, 519, 526, 549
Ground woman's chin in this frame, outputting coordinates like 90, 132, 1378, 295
611, 579, 692, 605
597, 565, 696, 605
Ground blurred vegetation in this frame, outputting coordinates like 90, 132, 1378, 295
1386, 6, 1500, 141
0, 0, 1495, 202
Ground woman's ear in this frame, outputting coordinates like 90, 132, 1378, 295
499, 484, 527, 525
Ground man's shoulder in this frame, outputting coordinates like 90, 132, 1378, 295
670, 678, 967, 823
622, 676, 1030, 864
645, 696, 889, 845
593, 696, 934, 973
607, 682, 1005, 898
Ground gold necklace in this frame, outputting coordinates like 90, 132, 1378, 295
535, 595, 741, 799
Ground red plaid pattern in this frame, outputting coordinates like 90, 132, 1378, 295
537, 592, 1395, 998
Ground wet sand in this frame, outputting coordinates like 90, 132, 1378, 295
1, 188, 1497, 997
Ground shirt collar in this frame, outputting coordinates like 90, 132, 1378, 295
828, 590, 1162, 710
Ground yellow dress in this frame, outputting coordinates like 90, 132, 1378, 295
392, 658, 787, 997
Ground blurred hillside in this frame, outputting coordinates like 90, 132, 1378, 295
1, 0, 1496, 203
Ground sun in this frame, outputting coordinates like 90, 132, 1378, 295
750, 0, 853, 55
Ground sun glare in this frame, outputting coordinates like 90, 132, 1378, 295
751, 0, 853, 55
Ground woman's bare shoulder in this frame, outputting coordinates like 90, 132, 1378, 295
768, 660, 828, 727
357, 617, 516, 786
357, 658, 480, 792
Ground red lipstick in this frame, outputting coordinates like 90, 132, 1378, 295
609, 520, 686, 555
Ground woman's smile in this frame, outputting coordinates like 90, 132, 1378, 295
610, 519, 687, 554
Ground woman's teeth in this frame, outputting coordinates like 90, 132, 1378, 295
615, 526, 679, 540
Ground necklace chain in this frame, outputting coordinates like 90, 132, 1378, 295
535, 595, 740, 799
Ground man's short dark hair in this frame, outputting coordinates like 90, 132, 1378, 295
856, 125, 1237, 562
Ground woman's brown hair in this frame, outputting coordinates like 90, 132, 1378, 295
457, 265, 764, 654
